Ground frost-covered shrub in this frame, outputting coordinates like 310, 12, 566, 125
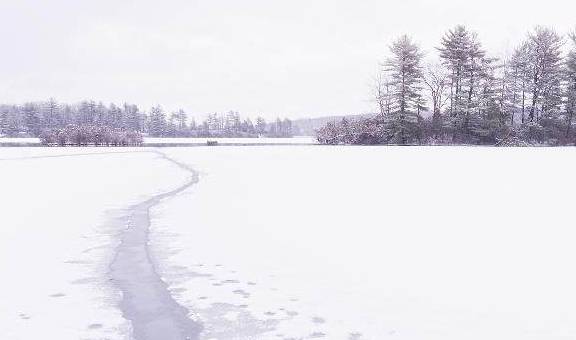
316, 113, 576, 147
39, 129, 57, 145
55, 129, 68, 146
316, 122, 340, 145
39, 125, 143, 146
126, 131, 143, 145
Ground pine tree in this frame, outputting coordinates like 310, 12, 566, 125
508, 42, 532, 124
173, 109, 188, 134
281, 118, 293, 137
23, 102, 41, 136
438, 25, 472, 118
148, 106, 166, 137
438, 25, 496, 142
565, 31, 576, 141
241, 118, 255, 134
224, 111, 240, 136
95, 102, 108, 126
108, 103, 124, 129
43, 98, 60, 130
124, 103, 142, 132
383, 35, 424, 144
0, 107, 21, 137
255, 117, 267, 136
79, 100, 97, 125
526, 27, 564, 122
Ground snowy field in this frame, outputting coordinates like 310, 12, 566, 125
2, 146, 576, 340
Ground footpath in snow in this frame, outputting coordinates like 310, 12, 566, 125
109, 151, 202, 340
0, 148, 192, 340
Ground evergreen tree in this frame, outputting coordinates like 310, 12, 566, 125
43, 98, 60, 130
124, 103, 142, 132
438, 25, 472, 118
438, 25, 495, 142
565, 32, 576, 141
173, 109, 188, 134
0, 107, 21, 137
23, 102, 41, 136
255, 117, 267, 135
241, 118, 255, 134
108, 103, 124, 129
95, 102, 108, 126
79, 100, 97, 125
383, 35, 424, 144
508, 42, 532, 124
526, 27, 564, 122
148, 106, 166, 137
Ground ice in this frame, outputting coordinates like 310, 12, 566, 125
0, 137, 317, 146
0, 148, 189, 340
0, 137, 40, 144
2, 146, 576, 340
143, 137, 316, 145
152, 146, 576, 340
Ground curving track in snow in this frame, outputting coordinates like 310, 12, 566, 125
108, 151, 203, 340
0, 149, 204, 340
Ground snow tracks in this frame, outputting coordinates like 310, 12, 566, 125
109, 150, 203, 340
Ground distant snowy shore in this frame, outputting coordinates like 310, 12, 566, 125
0, 136, 318, 147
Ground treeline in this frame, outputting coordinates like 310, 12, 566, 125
186, 111, 296, 138
318, 26, 576, 146
0, 100, 297, 138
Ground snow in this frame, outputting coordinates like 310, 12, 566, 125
2, 146, 576, 340
0, 137, 40, 144
151, 146, 576, 340
0, 136, 317, 146
0, 148, 189, 340
143, 137, 317, 145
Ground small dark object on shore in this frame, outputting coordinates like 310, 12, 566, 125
207, 140, 218, 146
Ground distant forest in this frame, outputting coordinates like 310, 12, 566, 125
318, 26, 576, 146
0, 100, 297, 138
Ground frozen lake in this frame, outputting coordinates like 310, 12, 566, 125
1, 146, 576, 340
0, 137, 317, 146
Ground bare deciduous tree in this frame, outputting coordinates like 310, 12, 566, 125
423, 64, 449, 120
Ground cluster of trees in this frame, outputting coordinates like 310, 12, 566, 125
39, 125, 143, 146
0, 100, 296, 138
151, 110, 296, 138
0, 100, 144, 137
318, 26, 576, 146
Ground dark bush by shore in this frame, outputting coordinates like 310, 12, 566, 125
316, 115, 575, 147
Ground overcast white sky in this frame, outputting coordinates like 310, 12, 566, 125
0, 0, 574, 119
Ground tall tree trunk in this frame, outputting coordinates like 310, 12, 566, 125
521, 87, 526, 124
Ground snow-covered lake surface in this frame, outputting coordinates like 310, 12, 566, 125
0, 137, 41, 144
0, 148, 189, 340
144, 137, 317, 145
2, 146, 576, 340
